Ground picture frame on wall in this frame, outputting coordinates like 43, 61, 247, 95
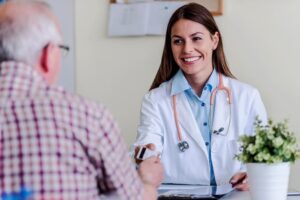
185, 0, 223, 16
109, 0, 224, 16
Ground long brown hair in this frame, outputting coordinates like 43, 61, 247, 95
150, 3, 235, 90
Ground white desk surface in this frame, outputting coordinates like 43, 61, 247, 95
222, 191, 300, 200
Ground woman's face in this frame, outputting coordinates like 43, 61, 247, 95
171, 19, 219, 80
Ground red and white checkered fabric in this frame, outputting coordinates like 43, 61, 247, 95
0, 61, 143, 200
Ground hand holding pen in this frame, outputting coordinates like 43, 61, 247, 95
230, 172, 249, 191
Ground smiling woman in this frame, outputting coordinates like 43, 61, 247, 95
149, 2, 234, 91
170, 19, 219, 95
132, 2, 268, 191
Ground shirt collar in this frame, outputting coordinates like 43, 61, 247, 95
0, 61, 49, 98
171, 68, 219, 96
171, 69, 191, 96
206, 68, 218, 92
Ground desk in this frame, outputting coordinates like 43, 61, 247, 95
222, 191, 300, 200
158, 184, 300, 200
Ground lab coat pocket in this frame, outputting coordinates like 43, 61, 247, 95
227, 139, 241, 160
212, 138, 242, 183
227, 140, 242, 172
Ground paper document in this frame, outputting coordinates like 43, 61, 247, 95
147, 1, 185, 35
108, 1, 185, 36
108, 3, 148, 36
158, 184, 233, 199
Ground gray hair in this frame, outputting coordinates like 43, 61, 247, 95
0, 0, 62, 66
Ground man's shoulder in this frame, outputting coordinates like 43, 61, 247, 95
46, 85, 107, 119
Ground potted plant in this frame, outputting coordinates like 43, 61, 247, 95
236, 117, 300, 200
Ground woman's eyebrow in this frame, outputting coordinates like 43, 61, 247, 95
190, 32, 204, 36
171, 32, 204, 38
171, 35, 183, 39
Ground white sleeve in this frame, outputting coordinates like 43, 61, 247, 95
244, 89, 268, 135
133, 93, 164, 153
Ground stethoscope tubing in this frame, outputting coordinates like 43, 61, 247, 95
172, 73, 232, 152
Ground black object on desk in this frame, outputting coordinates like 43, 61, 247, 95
288, 189, 300, 196
158, 184, 232, 200
158, 196, 219, 200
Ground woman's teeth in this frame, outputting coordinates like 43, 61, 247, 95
183, 57, 200, 62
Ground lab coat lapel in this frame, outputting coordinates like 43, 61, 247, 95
175, 93, 208, 158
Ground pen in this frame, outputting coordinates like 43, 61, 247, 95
231, 174, 247, 188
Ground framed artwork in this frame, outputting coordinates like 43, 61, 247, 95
109, 0, 224, 16
185, 0, 223, 16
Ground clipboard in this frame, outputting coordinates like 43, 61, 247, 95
288, 188, 300, 196
158, 196, 217, 200
158, 184, 233, 200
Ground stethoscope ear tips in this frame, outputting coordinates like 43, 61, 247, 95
178, 141, 189, 152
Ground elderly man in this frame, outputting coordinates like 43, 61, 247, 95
0, 1, 163, 199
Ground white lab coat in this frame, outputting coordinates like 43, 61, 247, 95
134, 74, 267, 185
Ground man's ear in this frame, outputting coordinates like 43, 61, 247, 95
40, 43, 55, 73
37, 42, 60, 84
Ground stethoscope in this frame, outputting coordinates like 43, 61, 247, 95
172, 73, 232, 152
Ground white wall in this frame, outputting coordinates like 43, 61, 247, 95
75, 0, 300, 187
44, 0, 75, 92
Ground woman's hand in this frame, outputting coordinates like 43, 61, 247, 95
230, 172, 249, 191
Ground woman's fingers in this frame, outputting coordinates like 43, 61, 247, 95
230, 172, 249, 191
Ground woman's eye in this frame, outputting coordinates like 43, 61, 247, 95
173, 39, 183, 45
193, 37, 202, 41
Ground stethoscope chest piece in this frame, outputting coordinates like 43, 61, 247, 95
178, 140, 189, 152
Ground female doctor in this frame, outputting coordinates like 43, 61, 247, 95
133, 3, 267, 191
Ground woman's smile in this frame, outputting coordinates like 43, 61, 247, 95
181, 56, 202, 64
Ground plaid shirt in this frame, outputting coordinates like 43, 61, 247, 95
0, 61, 143, 200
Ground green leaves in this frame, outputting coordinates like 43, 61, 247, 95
236, 117, 300, 163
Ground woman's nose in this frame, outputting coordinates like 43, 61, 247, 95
183, 42, 193, 53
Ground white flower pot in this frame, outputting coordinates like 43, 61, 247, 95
246, 162, 290, 200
